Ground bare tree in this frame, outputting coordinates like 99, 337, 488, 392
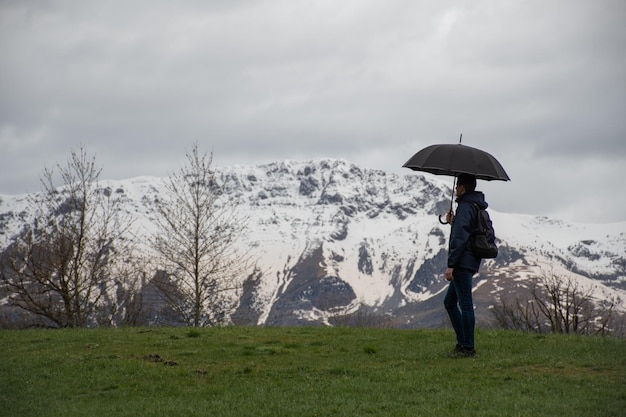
492, 295, 545, 333
1, 147, 138, 327
492, 268, 617, 336
150, 143, 251, 327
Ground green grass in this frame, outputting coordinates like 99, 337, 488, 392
0, 327, 624, 417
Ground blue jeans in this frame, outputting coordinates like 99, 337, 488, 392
444, 268, 475, 349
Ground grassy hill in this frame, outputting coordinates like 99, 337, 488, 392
1, 326, 624, 417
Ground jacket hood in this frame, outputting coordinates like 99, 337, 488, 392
457, 191, 488, 210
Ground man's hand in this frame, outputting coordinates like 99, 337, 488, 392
445, 210, 455, 224
445, 267, 454, 281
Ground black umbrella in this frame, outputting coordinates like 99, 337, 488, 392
402, 135, 510, 223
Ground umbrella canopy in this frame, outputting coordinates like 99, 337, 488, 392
403, 141, 510, 224
403, 143, 510, 181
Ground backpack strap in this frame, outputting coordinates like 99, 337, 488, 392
469, 202, 483, 232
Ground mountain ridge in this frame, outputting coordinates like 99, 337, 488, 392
1, 158, 625, 328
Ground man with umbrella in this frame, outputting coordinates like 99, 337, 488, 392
403, 139, 509, 357
443, 173, 486, 357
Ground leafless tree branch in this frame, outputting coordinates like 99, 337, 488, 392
149, 143, 253, 327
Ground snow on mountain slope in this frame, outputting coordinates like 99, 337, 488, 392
491, 211, 626, 282
1, 158, 625, 327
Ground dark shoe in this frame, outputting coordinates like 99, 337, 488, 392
460, 346, 476, 357
449, 344, 476, 357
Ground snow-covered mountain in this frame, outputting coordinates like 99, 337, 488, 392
1, 159, 625, 328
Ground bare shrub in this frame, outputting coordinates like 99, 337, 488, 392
492, 269, 619, 336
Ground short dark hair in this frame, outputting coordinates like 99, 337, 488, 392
457, 174, 476, 191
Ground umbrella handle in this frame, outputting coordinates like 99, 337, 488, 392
438, 214, 449, 225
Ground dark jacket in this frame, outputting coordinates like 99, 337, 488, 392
447, 191, 488, 273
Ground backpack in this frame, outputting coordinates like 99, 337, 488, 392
470, 203, 498, 259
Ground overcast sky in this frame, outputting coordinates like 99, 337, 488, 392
1, 0, 624, 223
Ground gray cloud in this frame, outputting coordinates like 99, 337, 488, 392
1, 0, 625, 222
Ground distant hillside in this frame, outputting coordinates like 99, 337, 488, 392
1, 159, 625, 328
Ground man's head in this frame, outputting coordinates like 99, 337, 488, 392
456, 173, 477, 196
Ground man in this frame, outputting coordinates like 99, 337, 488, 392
444, 173, 487, 357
